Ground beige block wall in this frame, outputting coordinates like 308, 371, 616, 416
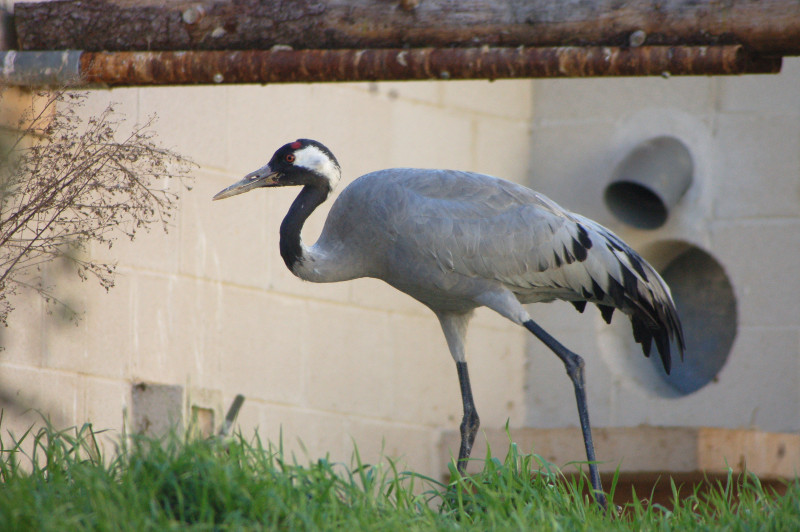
0, 80, 531, 476
3, 61, 799, 475
524, 58, 800, 435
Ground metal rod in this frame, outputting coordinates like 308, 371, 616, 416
218, 394, 245, 437
0, 50, 82, 86
0, 46, 781, 88
80, 47, 781, 86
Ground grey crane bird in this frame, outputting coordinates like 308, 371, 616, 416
214, 139, 686, 509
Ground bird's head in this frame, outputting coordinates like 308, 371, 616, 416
213, 139, 341, 201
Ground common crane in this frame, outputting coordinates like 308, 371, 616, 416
213, 139, 686, 508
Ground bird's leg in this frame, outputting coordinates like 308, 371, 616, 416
456, 360, 480, 474
523, 319, 608, 510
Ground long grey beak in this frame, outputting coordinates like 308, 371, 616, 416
213, 165, 280, 200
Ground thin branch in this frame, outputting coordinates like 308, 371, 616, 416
0, 88, 195, 326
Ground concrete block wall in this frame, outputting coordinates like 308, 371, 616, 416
0, 80, 532, 476
3, 61, 798, 477
524, 58, 800, 435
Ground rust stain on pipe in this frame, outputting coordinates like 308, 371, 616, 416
78, 46, 780, 86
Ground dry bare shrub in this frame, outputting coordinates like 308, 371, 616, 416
0, 90, 194, 326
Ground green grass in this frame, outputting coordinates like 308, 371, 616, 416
1, 420, 799, 531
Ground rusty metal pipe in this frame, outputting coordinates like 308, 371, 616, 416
79, 46, 781, 86
0, 46, 782, 87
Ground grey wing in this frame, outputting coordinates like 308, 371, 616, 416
392, 171, 596, 299
391, 170, 685, 371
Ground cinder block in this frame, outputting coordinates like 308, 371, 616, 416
525, 301, 613, 428
527, 120, 620, 226
389, 308, 527, 432
217, 289, 307, 404
42, 278, 129, 379
0, 364, 56, 422
347, 277, 429, 316
387, 99, 475, 169
39, 289, 89, 373
224, 84, 316, 175
82, 376, 128, 434
712, 114, 800, 219
169, 277, 224, 390
0, 87, 47, 128
225, 84, 393, 180
137, 85, 229, 169
1, 289, 44, 364
591, 321, 799, 434
473, 117, 532, 182
388, 312, 462, 426
41, 369, 84, 427
541, 106, 716, 243
296, 85, 394, 180
127, 273, 225, 387
442, 80, 534, 121
369, 81, 442, 107
465, 319, 526, 428
180, 169, 272, 290
714, 326, 800, 431
710, 220, 800, 328
95, 216, 182, 274
77, 89, 140, 143
344, 418, 436, 474
248, 402, 354, 465
719, 57, 800, 113
531, 76, 715, 123
304, 302, 394, 418
125, 275, 224, 390
441, 426, 800, 480
187, 387, 223, 437
84, 274, 133, 379
131, 381, 184, 437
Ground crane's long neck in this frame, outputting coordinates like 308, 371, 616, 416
279, 185, 329, 276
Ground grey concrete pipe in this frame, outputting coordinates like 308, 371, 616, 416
604, 136, 693, 229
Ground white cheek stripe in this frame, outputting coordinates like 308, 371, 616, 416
294, 145, 341, 189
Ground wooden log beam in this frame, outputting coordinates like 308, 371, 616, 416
13, 0, 800, 56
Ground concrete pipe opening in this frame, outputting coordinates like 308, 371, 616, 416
604, 136, 693, 229
654, 245, 737, 395
598, 241, 737, 398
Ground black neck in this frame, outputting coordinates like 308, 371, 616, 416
279, 185, 330, 271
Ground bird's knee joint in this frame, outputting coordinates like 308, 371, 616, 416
460, 410, 480, 436
565, 354, 585, 381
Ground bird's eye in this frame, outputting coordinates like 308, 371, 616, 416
285, 154, 296, 163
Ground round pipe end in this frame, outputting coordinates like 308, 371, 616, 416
604, 136, 693, 229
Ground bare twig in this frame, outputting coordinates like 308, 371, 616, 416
0, 89, 194, 327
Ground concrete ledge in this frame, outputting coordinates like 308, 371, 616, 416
441, 426, 800, 503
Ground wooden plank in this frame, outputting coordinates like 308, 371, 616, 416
440, 426, 800, 478
13, 0, 800, 55
696, 427, 800, 477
